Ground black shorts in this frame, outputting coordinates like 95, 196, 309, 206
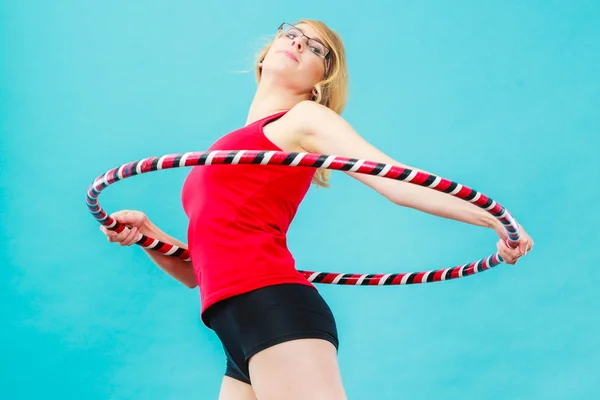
203, 283, 339, 385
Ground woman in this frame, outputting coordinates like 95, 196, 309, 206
101, 20, 534, 400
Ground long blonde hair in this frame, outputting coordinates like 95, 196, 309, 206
255, 20, 349, 188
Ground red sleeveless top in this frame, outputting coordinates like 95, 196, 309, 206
181, 111, 316, 321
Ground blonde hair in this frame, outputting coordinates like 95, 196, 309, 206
255, 19, 349, 188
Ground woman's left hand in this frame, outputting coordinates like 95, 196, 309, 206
496, 223, 534, 265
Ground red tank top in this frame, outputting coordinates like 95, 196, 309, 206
181, 111, 316, 321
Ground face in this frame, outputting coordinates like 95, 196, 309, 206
261, 22, 330, 93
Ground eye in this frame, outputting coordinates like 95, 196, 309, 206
285, 28, 301, 39
309, 46, 322, 55
308, 41, 326, 56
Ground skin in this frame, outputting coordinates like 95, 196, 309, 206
101, 22, 534, 400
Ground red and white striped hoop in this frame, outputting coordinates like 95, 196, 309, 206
86, 150, 521, 285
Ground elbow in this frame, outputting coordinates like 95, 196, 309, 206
182, 265, 198, 289
390, 195, 411, 208
181, 274, 198, 289
388, 183, 430, 210
368, 179, 418, 209
388, 190, 415, 209
184, 280, 198, 289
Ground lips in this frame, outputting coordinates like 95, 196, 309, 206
279, 50, 298, 62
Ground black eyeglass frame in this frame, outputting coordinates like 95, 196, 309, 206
277, 22, 331, 61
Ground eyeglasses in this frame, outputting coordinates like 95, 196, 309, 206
277, 22, 330, 59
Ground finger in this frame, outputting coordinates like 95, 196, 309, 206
116, 216, 137, 228
503, 253, 519, 265
118, 229, 132, 246
105, 226, 117, 235
519, 234, 531, 254
127, 227, 141, 246
114, 227, 133, 244
507, 243, 523, 259
117, 227, 135, 246
110, 210, 129, 223
110, 211, 133, 228
497, 241, 519, 265
497, 241, 511, 263
106, 230, 117, 242
123, 227, 140, 246
499, 239, 519, 255
113, 211, 144, 228
519, 239, 528, 256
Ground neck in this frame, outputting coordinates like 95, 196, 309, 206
246, 77, 310, 126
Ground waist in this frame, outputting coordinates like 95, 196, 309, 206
194, 258, 313, 325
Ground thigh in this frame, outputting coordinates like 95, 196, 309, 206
218, 376, 257, 400
248, 338, 347, 400
207, 283, 339, 384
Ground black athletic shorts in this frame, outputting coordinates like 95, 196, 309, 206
203, 283, 339, 385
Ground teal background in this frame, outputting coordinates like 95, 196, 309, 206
1, 1, 598, 399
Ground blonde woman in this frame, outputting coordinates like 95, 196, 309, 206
101, 20, 534, 400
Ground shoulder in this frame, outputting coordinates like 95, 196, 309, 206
266, 101, 350, 153
282, 100, 345, 137
287, 100, 338, 126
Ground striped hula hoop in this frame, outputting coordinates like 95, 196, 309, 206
86, 150, 520, 286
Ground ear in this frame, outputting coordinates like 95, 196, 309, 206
312, 87, 318, 100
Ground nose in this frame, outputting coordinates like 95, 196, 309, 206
290, 37, 306, 51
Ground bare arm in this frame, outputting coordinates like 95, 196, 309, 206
286, 101, 506, 238
139, 218, 198, 289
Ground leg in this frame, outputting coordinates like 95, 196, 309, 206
248, 338, 347, 400
207, 284, 342, 399
217, 352, 257, 400
205, 300, 257, 399
218, 376, 257, 400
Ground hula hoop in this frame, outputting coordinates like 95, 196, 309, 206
86, 150, 520, 285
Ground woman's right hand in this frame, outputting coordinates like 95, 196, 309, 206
99, 210, 148, 247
